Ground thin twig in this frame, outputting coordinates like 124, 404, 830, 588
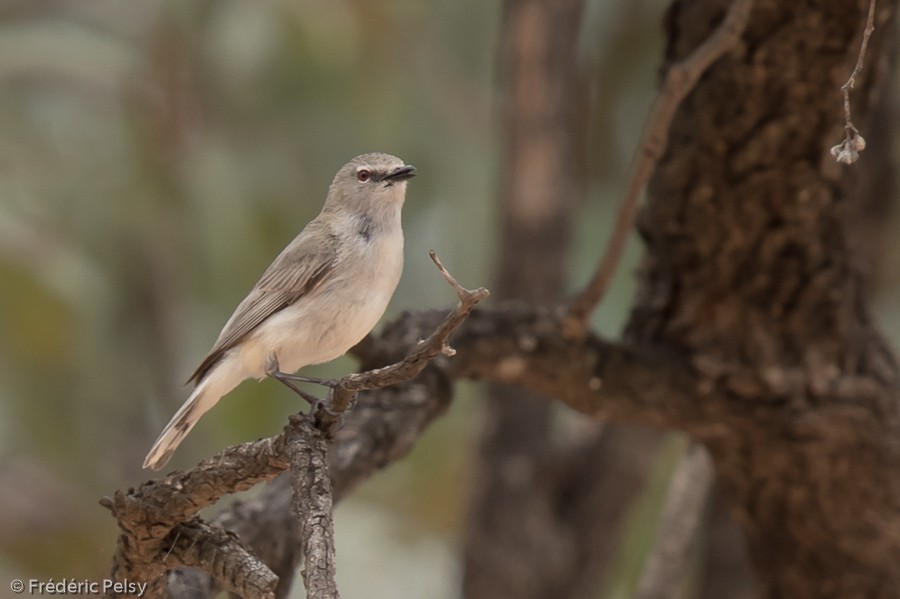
314, 250, 489, 433
564, 0, 754, 338
831, 0, 877, 165
635, 444, 714, 599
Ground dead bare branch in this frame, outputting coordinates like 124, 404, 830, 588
313, 251, 489, 435
288, 416, 339, 599
153, 299, 706, 598
164, 519, 278, 599
103, 252, 488, 596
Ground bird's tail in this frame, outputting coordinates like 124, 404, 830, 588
143, 378, 220, 471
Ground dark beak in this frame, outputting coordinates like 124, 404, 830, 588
383, 164, 416, 182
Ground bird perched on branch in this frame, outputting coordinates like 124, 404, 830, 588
143, 152, 415, 470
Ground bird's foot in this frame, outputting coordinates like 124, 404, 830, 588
265, 356, 329, 405
268, 371, 320, 405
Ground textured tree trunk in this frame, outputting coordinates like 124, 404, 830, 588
628, 0, 900, 595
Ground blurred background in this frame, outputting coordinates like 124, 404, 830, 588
3, 1, 896, 598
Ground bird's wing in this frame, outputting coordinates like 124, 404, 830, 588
188, 226, 338, 384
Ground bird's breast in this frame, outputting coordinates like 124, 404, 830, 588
251, 226, 403, 375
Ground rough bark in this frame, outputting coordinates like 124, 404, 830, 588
628, 0, 900, 595
288, 417, 339, 599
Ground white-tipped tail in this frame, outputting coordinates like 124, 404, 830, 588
143, 378, 220, 470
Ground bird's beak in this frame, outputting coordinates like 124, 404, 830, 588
383, 165, 416, 182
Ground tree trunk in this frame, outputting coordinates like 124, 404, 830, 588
628, 0, 900, 595
463, 0, 585, 597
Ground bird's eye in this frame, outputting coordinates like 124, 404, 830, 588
356, 169, 371, 182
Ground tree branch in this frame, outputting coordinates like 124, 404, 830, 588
565, 0, 754, 337
288, 416, 339, 599
440, 305, 708, 431
165, 519, 278, 599
173, 362, 456, 599
314, 251, 489, 435
104, 252, 488, 597
831, 0, 877, 164
110, 264, 714, 599
152, 301, 707, 598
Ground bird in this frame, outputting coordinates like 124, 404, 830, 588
143, 152, 415, 470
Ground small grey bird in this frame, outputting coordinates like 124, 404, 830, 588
143, 152, 415, 470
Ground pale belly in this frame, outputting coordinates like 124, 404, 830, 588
234, 258, 400, 378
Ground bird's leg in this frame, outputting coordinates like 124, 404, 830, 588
265, 355, 320, 405
272, 373, 320, 406
264, 355, 347, 418
269, 372, 339, 389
